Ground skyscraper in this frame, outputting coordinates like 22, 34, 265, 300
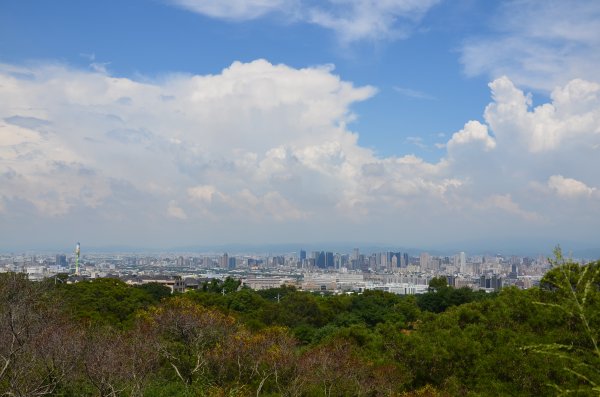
325, 252, 334, 268
55, 254, 67, 268
402, 253, 409, 268
221, 253, 228, 269
420, 252, 430, 271
459, 252, 466, 274
316, 251, 326, 268
228, 256, 236, 270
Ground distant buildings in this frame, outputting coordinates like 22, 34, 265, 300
0, 247, 562, 294
125, 275, 186, 293
479, 274, 503, 291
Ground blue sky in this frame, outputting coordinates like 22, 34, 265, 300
1, 0, 600, 253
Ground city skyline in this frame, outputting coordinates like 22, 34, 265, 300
1, 1, 600, 252
2, 240, 598, 261
0, 246, 551, 291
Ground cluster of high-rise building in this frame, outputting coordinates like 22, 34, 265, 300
0, 246, 579, 294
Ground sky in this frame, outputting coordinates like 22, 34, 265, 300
1, 0, 600, 254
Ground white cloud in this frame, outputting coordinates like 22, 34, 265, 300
187, 185, 306, 221
188, 185, 218, 203
0, 118, 111, 216
305, 0, 440, 43
406, 136, 426, 149
237, 189, 307, 221
484, 76, 600, 153
447, 120, 496, 152
547, 175, 596, 199
168, 0, 287, 20
167, 0, 440, 42
393, 86, 436, 100
167, 200, 188, 219
461, 0, 600, 91
482, 194, 541, 222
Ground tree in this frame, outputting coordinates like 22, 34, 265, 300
134, 282, 172, 302
81, 328, 130, 397
299, 338, 381, 397
347, 290, 405, 327
529, 248, 600, 395
417, 286, 489, 313
428, 276, 448, 292
209, 326, 297, 395
222, 277, 241, 294
0, 273, 83, 396
58, 278, 158, 328
144, 297, 237, 390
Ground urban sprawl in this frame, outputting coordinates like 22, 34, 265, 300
1, 248, 586, 294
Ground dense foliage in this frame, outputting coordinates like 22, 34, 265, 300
1, 257, 599, 396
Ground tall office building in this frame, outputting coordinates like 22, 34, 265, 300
221, 253, 229, 269
228, 256, 237, 270
420, 252, 430, 271
431, 257, 441, 272
391, 252, 402, 269
55, 254, 67, 268
509, 263, 519, 279
459, 252, 466, 274
325, 252, 334, 268
379, 252, 388, 269
316, 251, 326, 268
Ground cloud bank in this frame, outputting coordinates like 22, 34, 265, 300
1, 60, 599, 248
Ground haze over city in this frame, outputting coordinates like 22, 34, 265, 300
1, 0, 600, 254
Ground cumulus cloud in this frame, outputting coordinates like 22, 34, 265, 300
461, 0, 600, 91
547, 175, 597, 199
0, 117, 111, 216
0, 59, 380, 225
1, 60, 600, 247
167, 0, 440, 42
0, 59, 450, 244
447, 120, 496, 152
484, 77, 600, 153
